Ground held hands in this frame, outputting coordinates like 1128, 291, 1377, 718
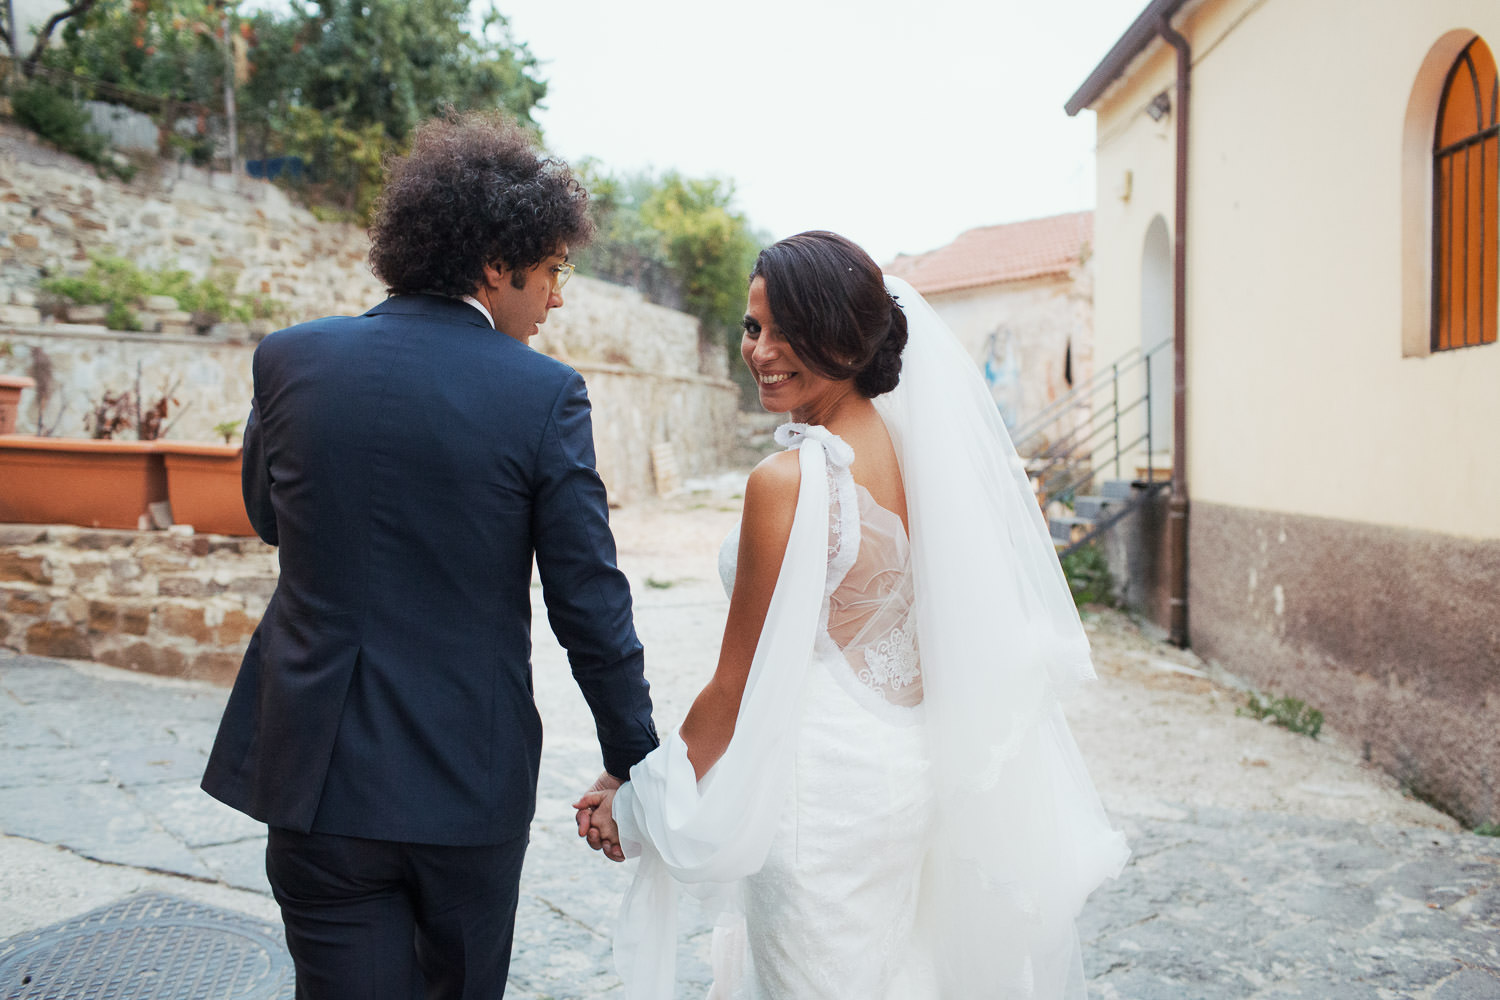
573, 772, 625, 863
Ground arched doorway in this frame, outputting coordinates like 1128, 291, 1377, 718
1141, 215, 1174, 457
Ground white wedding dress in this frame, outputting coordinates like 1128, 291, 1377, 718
723, 429, 937, 997
611, 277, 1128, 1000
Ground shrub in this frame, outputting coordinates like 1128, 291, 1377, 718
1060, 542, 1115, 608
270, 107, 396, 224
11, 80, 106, 161
10, 81, 133, 179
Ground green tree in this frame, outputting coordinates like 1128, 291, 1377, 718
44, 0, 226, 107
31, 0, 547, 218
577, 164, 763, 393
240, 0, 545, 144
575, 165, 682, 308
642, 172, 761, 343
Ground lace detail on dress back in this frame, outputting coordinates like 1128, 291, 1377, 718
826, 486, 923, 712
721, 423, 923, 719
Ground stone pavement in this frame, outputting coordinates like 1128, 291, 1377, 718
2, 493, 1498, 998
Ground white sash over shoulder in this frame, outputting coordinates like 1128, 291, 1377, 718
612, 426, 847, 999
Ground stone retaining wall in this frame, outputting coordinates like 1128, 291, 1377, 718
0, 123, 738, 502
0, 122, 729, 382
0, 120, 741, 675
0, 122, 383, 323
0, 322, 735, 503
0, 524, 276, 685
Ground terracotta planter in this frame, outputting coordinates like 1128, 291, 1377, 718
0, 436, 167, 530
160, 442, 255, 537
0, 375, 36, 435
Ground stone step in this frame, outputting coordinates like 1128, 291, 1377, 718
1075, 496, 1109, 519
157, 572, 278, 601
1049, 514, 1093, 543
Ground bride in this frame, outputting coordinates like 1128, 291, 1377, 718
576, 231, 1128, 998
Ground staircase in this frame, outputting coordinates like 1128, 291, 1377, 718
1009, 340, 1173, 558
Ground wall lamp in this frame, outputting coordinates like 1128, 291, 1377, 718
1146, 91, 1172, 122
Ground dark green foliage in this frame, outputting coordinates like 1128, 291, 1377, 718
29, 0, 547, 220
9, 80, 128, 176
1060, 542, 1115, 608
236, 0, 547, 219
1237, 693, 1324, 739
576, 163, 765, 398
242, 0, 545, 142
1474, 822, 1500, 836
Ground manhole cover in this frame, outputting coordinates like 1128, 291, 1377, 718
0, 892, 293, 1000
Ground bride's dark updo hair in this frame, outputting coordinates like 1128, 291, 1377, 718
750, 231, 907, 397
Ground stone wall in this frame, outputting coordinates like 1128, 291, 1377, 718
1, 325, 259, 441
0, 122, 384, 322
0, 122, 738, 502
0, 319, 735, 503
0, 524, 276, 685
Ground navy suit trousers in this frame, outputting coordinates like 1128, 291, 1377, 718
266, 827, 529, 999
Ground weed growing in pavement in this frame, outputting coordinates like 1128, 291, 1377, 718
1237, 692, 1324, 739
1474, 822, 1500, 837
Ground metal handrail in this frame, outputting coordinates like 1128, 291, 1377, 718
1013, 340, 1168, 452
1011, 345, 1145, 448
1012, 339, 1173, 521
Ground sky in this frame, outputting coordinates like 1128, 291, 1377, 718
502, 0, 1146, 265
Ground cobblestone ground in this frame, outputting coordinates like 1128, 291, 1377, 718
1, 486, 1497, 998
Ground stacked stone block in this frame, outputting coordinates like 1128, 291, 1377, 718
1, 288, 43, 327
0, 525, 276, 685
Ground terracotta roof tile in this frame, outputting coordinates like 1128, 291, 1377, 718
884, 211, 1093, 295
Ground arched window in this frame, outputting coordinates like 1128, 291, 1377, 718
1433, 37, 1498, 351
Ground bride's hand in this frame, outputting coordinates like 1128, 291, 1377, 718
574, 771, 621, 839
572, 787, 625, 862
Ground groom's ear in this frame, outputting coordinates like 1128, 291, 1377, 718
478, 262, 506, 292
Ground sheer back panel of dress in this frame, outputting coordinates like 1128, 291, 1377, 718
826, 485, 923, 710
720, 428, 923, 717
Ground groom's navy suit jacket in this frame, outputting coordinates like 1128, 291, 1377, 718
202, 294, 658, 846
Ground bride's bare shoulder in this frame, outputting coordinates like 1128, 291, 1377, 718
744, 450, 801, 512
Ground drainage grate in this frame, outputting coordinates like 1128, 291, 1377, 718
0, 892, 293, 1000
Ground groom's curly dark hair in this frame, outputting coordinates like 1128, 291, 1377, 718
368, 110, 594, 297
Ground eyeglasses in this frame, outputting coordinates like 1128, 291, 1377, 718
550, 261, 575, 290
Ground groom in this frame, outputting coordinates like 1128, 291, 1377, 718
201, 111, 658, 997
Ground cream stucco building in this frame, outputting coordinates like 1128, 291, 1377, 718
1069, 0, 1499, 826
884, 211, 1093, 432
